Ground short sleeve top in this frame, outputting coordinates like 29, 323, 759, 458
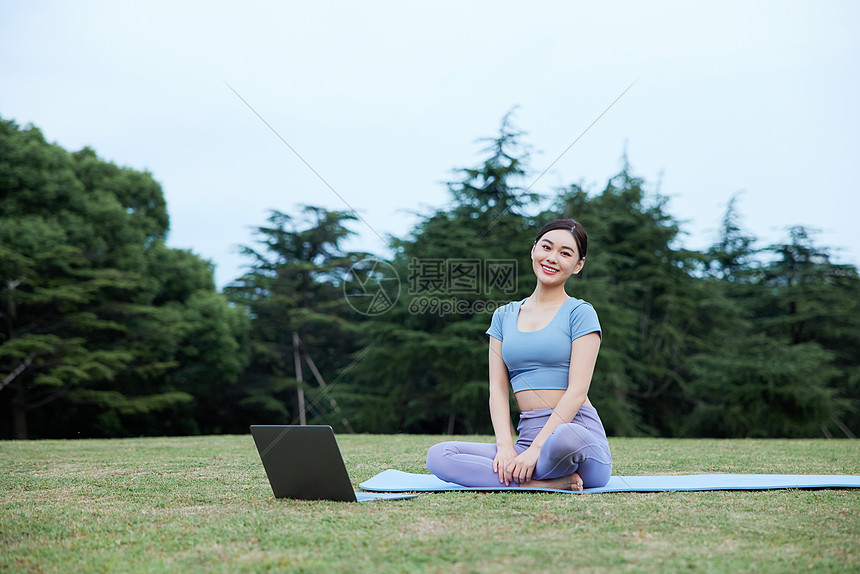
486, 297, 601, 394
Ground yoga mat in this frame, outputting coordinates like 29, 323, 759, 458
359, 469, 860, 494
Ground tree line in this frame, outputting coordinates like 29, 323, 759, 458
1, 115, 857, 440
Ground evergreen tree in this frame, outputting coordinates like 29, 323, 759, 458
754, 226, 858, 435
225, 206, 366, 431
685, 209, 855, 437
706, 193, 758, 282
0, 117, 248, 438
554, 162, 708, 436
333, 113, 537, 434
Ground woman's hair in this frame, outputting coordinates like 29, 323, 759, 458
533, 218, 588, 260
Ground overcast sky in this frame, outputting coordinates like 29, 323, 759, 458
2, 1, 858, 288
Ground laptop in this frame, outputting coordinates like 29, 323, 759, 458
250, 425, 417, 502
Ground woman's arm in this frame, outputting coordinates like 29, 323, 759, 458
505, 331, 601, 483
488, 336, 517, 484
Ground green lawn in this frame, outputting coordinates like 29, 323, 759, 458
1, 435, 858, 573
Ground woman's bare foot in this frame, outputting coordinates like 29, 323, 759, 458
521, 472, 583, 491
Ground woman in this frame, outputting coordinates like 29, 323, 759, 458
426, 219, 611, 491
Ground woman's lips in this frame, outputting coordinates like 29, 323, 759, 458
541, 264, 559, 275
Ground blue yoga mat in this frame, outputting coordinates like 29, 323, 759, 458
359, 469, 860, 494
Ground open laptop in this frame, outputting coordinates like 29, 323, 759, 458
250, 425, 417, 502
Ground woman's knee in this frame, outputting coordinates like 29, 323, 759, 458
547, 424, 610, 463
547, 424, 590, 454
580, 459, 612, 488
426, 441, 455, 474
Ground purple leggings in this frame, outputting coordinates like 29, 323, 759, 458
426, 406, 612, 488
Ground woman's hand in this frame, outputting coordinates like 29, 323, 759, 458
506, 445, 541, 485
493, 444, 518, 486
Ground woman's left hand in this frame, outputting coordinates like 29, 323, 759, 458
506, 445, 541, 485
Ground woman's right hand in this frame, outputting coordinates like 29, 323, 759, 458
493, 444, 518, 486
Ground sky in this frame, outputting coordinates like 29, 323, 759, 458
2, 1, 858, 288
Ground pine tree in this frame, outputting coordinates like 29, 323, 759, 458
0, 117, 248, 438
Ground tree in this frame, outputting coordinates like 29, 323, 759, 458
228, 136, 860, 439
682, 202, 856, 437
225, 206, 366, 431
333, 113, 540, 434
0, 117, 248, 438
706, 193, 758, 281
752, 226, 858, 436
552, 161, 711, 436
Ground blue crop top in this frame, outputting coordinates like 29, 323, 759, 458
486, 297, 601, 394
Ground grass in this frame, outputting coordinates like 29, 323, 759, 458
1, 434, 858, 573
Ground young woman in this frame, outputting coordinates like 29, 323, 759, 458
426, 219, 611, 491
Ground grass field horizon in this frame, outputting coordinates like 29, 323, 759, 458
2, 434, 858, 573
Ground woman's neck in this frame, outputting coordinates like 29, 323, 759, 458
528, 283, 569, 306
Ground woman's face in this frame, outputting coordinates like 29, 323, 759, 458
530, 229, 584, 285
